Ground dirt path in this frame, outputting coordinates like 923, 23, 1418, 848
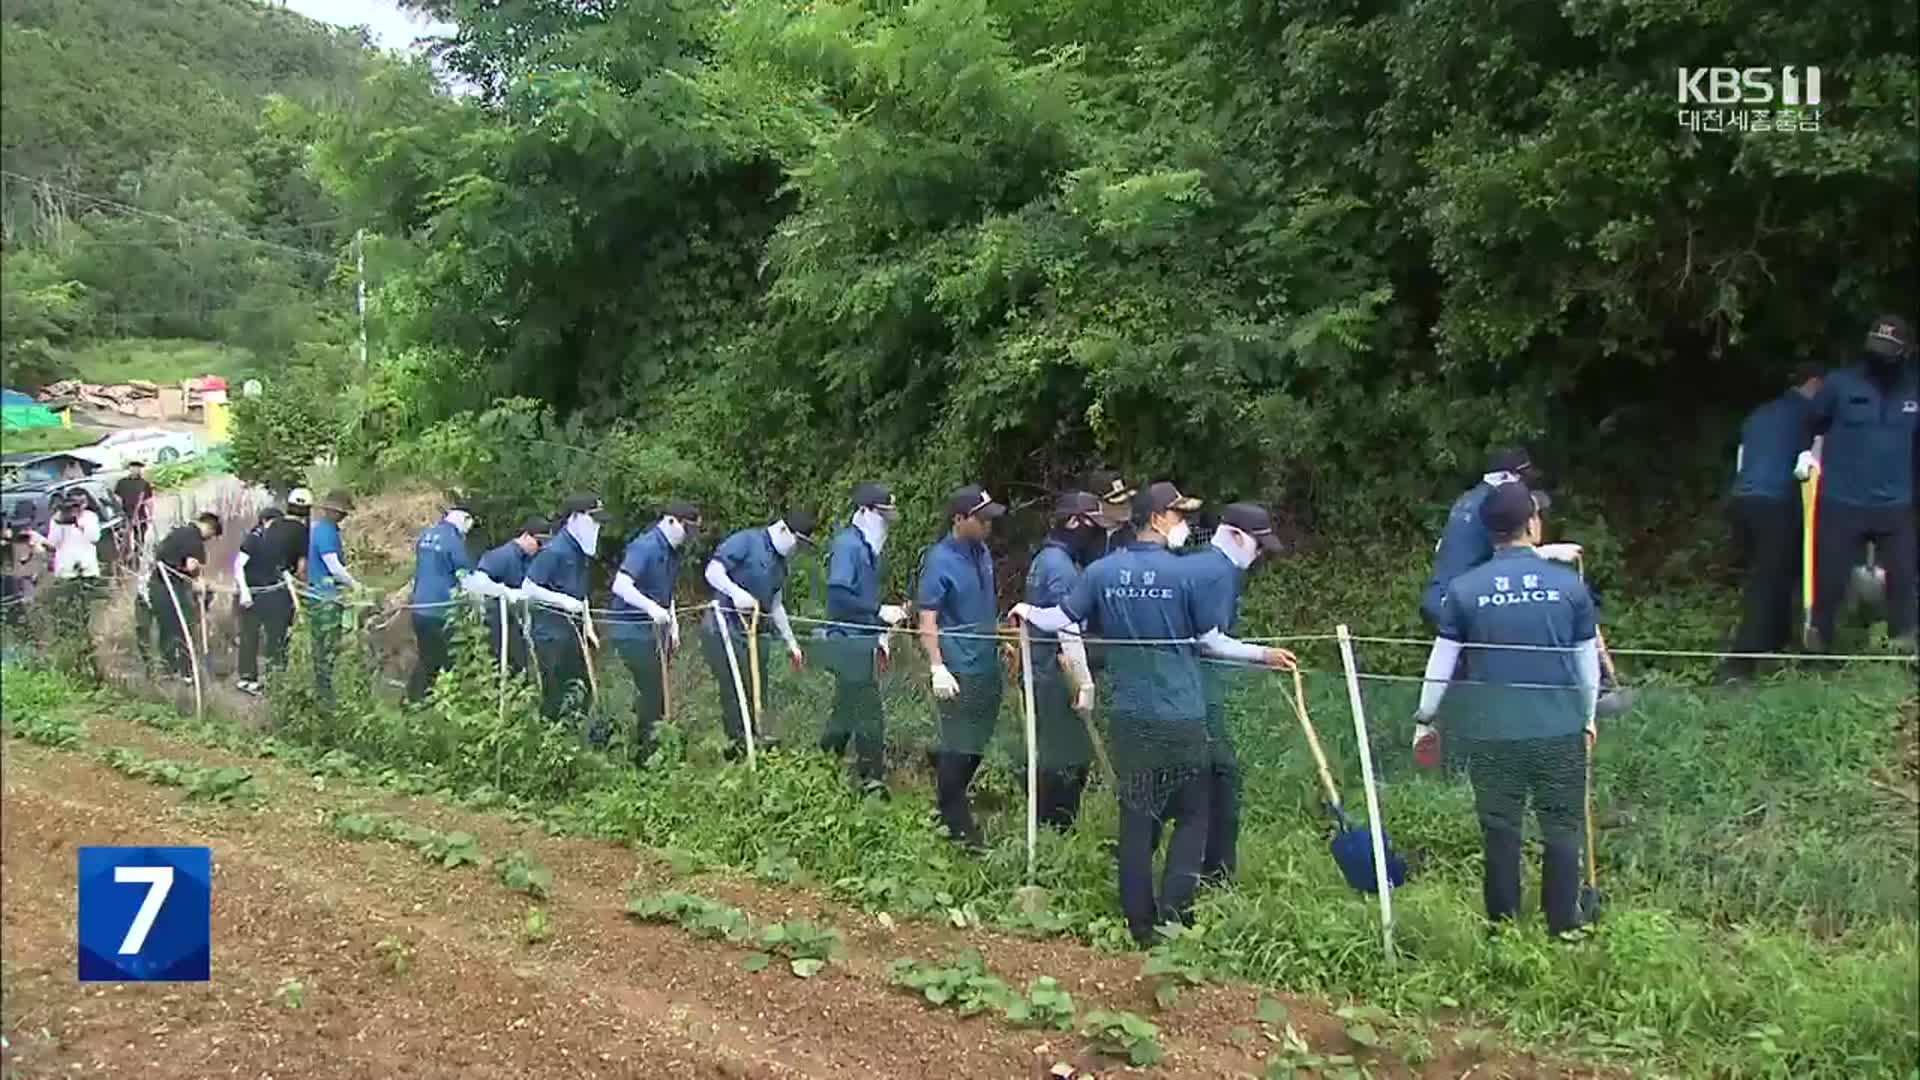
2, 712, 1584, 1079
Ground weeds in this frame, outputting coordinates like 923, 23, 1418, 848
497, 851, 553, 899
1080, 1009, 1163, 1067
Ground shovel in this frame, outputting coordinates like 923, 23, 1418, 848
1578, 748, 1604, 925
1287, 667, 1407, 894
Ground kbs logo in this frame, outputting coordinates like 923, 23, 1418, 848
1677, 67, 1821, 105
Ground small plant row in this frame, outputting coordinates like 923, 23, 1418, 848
3, 708, 86, 749
327, 808, 555, 899
624, 891, 844, 979
887, 949, 1154, 1065
98, 746, 264, 805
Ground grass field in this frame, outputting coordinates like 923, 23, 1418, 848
57, 338, 258, 387
7, 579, 1910, 1077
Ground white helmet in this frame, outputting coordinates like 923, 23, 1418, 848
287, 487, 314, 509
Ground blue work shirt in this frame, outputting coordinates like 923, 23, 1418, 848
824, 526, 883, 638
409, 520, 475, 620
705, 527, 789, 635
1182, 545, 1246, 709
1731, 392, 1815, 500
475, 539, 534, 591
914, 533, 997, 676
607, 525, 681, 639
307, 519, 345, 600
1419, 482, 1497, 626
1061, 542, 1210, 725
524, 529, 591, 643
1023, 540, 1082, 669
1809, 362, 1919, 508
1436, 547, 1596, 742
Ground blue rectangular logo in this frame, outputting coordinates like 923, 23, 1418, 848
77, 846, 211, 982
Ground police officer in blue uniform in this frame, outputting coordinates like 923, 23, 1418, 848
702, 510, 819, 759
1723, 364, 1823, 678
915, 485, 1007, 847
523, 494, 608, 727
607, 501, 701, 763
1022, 491, 1106, 829
1802, 314, 1918, 649
465, 515, 549, 675
820, 483, 907, 791
1183, 501, 1284, 883
1081, 470, 1139, 559
1015, 482, 1293, 945
1412, 482, 1600, 937
406, 500, 478, 704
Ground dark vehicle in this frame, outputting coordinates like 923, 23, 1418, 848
0, 477, 127, 574
0, 451, 103, 487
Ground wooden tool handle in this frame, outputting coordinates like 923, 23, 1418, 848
1291, 665, 1343, 810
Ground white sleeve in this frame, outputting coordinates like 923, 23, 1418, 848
1197, 627, 1266, 663
233, 551, 252, 599
321, 551, 359, 590
1574, 638, 1602, 722
1735, 444, 1744, 474
705, 559, 756, 608
82, 513, 101, 543
613, 571, 671, 622
770, 596, 799, 652
462, 570, 508, 599
1021, 605, 1077, 633
1058, 628, 1091, 686
1417, 637, 1464, 718
523, 579, 584, 615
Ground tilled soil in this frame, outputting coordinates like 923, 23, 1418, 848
1, 712, 1591, 1079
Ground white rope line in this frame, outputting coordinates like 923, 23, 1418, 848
1340, 633, 1913, 664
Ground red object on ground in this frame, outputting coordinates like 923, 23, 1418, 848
1414, 727, 1442, 769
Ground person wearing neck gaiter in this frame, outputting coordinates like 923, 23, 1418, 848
405, 501, 478, 705
1183, 502, 1285, 885
1021, 490, 1106, 830
606, 501, 702, 764
523, 494, 607, 729
702, 510, 819, 760
819, 483, 907, 790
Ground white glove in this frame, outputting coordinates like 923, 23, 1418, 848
1792, 451, 1817, 481
1537, 543, 1583, 564
669, 618, 681, 651
1007, 602, 1034, 623
238, 585, 254, 609
731, 590, 761, 616
649, 604, 673, 625
1072, 683, 1095, 716
877, 634, 892, 658
930, 664, 960, 700
878, 603, 908, 627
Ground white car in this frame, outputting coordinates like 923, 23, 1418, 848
70, 427, 202, 470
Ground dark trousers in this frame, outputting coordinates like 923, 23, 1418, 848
1202, 763, 1242, 881
613, 633, 667, 763
147, 570, 193, 676
1117, 766, 1212, 943
534, 634, 590, 727
308, 602, 343, 705
405, 614, 453, 704
820, 637, 885, 783
1463, 733, 1585, 935
934, 751, 986, 846
1728, 495, 1803, 667
1037, 767, 1088, 830
1811, 500, 1917, 645
485, 608, 530, 675
237, 588, 294, 682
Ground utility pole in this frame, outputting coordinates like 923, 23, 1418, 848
355, 228, 368, 370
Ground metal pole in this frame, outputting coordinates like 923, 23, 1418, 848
1018, 621, 1039, 885
355, 229, 368, 371
1336, 624, 1396, 965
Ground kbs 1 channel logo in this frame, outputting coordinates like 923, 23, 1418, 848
76, 846, 212, 982
1677, 66, 1822, 136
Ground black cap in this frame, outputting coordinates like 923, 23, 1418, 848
1052, 490, 1102, 519
662, 501, 702, 526
782, 510, 820, 544
1133, 481, 1202, 518
946, 485, 1007, 520
1084, 470, 1135, 506
1479, 482, 1540, 536
126, 460, 145, 468
258, 505, 285, 522
558, 493, 608, 520
196, 510, 224, 538
447, 497, 473, 515
1865, 314, 1913, 357
851, 482, 899, 516
1486, 448, 1531, 475
1218, 502, 1283, 553
516, 515, 551, 537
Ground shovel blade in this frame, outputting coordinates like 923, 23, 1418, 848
1330, 828, 1408, 894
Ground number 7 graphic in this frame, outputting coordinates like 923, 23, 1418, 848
114, 866, 175, 955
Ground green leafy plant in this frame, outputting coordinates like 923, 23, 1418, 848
1004, 977, 1076, 1031
1141, 926, 1215, 1009
747, 919, 844, 979
373, 937, 412, 976
276, 978, 307, 1009
1264, 1024, 1367, 1079
623, 892, 751, 944
523, 907, 551, 945
497, 851, 553, 899
887, 951, 1012, 1016
1081, 1009, 1163, 1067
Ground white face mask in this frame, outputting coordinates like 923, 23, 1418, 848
1165, 519, 1191, 550
660, 517, 687, 549
566, 513, 600, 556
1211, 525, 1256, 570
769, 522, 798, 557
446, 510, 473, 535
853, 507, 889, 555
